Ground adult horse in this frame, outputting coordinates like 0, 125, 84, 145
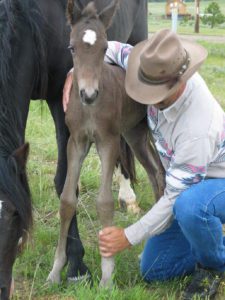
0, 0, 149, 285
0, 4, 32, 298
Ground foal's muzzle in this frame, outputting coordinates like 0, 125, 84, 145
80, 89, 99, 105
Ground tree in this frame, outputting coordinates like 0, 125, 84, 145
201, 2, 225, 28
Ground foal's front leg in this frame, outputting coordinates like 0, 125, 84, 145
96, 137, 120, 287
48, 136, 90, 284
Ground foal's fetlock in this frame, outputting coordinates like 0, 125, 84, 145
47, 270, 61, 284
99, 277, 114, 289
118, 182, 140, 214
47, 252, 67, 284
100, 257, 115, 289
119, 199, 141, 214
126, 201, 141, 214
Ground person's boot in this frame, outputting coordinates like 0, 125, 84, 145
180, 265, 224, 300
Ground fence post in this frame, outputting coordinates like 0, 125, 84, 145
170, 2, 178, 33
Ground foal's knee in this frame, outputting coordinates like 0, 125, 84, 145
60, 194, 76, 219
97, 197, 114, 225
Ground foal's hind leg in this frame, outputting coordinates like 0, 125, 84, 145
96, 137, 120, 287
48, 136, 90, 284
115, 165, 140, 214
123, 118, 165, 201
116, 140, 140, 213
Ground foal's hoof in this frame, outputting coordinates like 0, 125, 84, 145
46, 271, 61, 284
99, 277, 113, 289
119, 199, 141, 214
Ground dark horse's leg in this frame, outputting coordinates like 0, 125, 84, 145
123, 117, 165, 201
46, 98, 90, 282
46, 98, 69, 196
127, 0, 148, 45
66, 214, 91, 282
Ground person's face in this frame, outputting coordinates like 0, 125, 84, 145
154, 83, 186, 110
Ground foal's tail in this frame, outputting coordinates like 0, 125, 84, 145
119, 137, 136, 185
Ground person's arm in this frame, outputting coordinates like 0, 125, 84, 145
124, 137, 214, 245
99, 136, 215, 256
62, 68, 73, 112
105, 41, 133, 70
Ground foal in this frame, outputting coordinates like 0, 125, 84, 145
48, 0, 164, 286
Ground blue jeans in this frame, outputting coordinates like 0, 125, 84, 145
140, 178, 225, 282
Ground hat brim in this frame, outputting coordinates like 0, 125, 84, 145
125, 37, 208, 105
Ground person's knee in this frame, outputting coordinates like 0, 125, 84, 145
140, 257, 195, 282
140, 252, 180, 282
140, 259, 169, 282
173, 188, 202, 228
140, 261, 184, 282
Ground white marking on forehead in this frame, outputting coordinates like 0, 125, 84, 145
0, 201, 3, 218
82, 29, 97, 46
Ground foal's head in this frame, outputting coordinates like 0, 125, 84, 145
67, 0, 119, 105
0, 144, 32, 299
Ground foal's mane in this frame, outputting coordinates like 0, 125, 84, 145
0, 0, 50, 232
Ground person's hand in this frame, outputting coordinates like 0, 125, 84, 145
63, 68, 74, 112
99, 226, 131, 257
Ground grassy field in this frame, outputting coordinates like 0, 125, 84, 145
148, 0, 225, 35
12, 34, 225, 300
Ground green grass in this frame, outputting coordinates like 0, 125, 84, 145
199, 42, 225, 106
12, 42, 225, 299
148, 0, 225, 35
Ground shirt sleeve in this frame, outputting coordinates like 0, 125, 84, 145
104, 41, 133, 70
125, 136, 216, 245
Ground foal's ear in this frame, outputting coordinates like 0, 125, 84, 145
99, 0, 120, 29
12, 143, 29, 170
67, 0, 82, 25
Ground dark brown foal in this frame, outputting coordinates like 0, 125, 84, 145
48, 0, 164, 286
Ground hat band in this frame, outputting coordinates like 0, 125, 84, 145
138, 50, 191, 85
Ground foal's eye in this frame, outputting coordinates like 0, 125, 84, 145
68, 45, 75, 54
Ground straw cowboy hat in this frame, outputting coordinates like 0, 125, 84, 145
125, 28, 208, 105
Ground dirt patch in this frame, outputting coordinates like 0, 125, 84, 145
149, 33, 225, 43
33, 296, 75, 300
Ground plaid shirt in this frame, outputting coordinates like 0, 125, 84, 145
106, 41, 225, 245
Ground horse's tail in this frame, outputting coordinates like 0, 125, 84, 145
119, 137, 136, 185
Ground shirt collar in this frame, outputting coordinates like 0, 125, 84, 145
159, 79, 192, 123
